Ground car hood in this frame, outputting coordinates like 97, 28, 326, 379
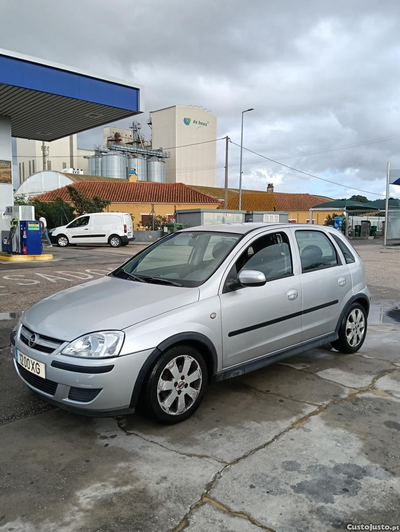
23, 276, 199, 342
50, 224, 67, 234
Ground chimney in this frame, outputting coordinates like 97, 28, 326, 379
267, 183, 274, 193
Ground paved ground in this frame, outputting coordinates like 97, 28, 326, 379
0, 240, 399, 531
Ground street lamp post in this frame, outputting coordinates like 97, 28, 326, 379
238, 108, 254, 211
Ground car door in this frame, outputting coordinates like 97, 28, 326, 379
293, 228, 352, 342
220, 229, 303, 368
65, 215, 91, 244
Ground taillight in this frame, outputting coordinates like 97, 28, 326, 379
124, 224, 127, 234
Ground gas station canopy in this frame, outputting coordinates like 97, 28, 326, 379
0, 48, 143, 141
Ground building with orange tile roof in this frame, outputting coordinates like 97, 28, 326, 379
34, 180, 221, 229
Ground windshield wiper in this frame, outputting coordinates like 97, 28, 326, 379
144, 276, 183, 287
114, 269, 146, 283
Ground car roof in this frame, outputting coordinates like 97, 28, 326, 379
180, 223, 333, 235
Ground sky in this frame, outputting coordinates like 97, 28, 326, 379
1, 0, 400, 199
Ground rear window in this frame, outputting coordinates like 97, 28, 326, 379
331, 234, 356, 264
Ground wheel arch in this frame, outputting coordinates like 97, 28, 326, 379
335, 293, 370, 333
130, 332, 218, 409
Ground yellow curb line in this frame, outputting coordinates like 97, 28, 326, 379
0, 253, 53, 262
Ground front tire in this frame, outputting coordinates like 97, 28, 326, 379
57, 235, 69, 247
109, 235, 122, 248
144, 345, 208, 424
331, 303, 367, 354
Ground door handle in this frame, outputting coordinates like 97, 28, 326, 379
83, 228, 89, 231
286, 289, 298, 301
338, 277, 346, 287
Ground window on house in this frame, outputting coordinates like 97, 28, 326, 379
47, 161, 52, 170
29, 161, 31, 175
63, 162, 67, 169
32, 160, 35, 174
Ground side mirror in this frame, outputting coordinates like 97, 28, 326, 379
238, 270, 267, 287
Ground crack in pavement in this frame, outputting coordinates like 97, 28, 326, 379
115, 417, 228, 466
174, 496, 276, 531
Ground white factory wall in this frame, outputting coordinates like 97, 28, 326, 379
151, 105, 216, 186
103, 126, 133, 146
16, 135, 84, 185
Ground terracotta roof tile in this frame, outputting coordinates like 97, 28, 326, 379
34, 181, 222, 205
228, 192, 331, 212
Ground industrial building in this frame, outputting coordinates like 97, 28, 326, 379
15, 135, 95, 186
150, 105, 217, 187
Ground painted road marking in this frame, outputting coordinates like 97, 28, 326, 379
1, 268, 114, 287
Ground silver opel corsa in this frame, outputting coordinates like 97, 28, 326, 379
12, 223, 370, 424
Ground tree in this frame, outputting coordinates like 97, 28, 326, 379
139, 215, 167, 230
324, 213, 339, 226
349, 195, 369, 203
66, 186, 111, 215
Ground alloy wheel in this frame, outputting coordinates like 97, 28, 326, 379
157, 355, 202, 416
110, 237, 121, 247
345, 308, 365, 348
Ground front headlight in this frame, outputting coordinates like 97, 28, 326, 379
62, 331, 124, 358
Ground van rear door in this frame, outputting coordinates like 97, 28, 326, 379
123, 214, 133, 239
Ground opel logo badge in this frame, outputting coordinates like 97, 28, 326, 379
28, 333, 38, 348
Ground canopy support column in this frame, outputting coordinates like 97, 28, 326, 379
0, 115, 13, 238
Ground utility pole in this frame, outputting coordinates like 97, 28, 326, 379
41, 141, 49, 171
384, 161, 390, 246
224, 136, 230, 209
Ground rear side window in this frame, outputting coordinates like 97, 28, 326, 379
295, 230, 339, 273
331, 234, 356, 264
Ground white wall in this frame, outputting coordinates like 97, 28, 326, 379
15, 171, 76, 198
151, 106, 217, 186
0, 116, 14, 237
16, 135, 84, 184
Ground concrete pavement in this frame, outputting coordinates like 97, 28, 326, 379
1, 325, 399, 531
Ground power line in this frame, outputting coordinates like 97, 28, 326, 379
230, 140, 385, 197
12, 137, 225, 158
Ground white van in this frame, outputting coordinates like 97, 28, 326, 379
50, 212, 134, 247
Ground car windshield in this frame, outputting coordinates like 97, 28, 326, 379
113, 231, 241, 287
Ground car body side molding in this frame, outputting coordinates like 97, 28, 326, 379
229, 299, 339, 337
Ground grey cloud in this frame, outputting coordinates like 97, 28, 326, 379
1, 0, 400, 198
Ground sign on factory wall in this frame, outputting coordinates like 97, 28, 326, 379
0, 160, 12, 184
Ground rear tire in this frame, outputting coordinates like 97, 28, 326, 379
57, 235, 69, 247
109, 235, 122, 248
144, 345, 208, 424
331, 303, 367, 354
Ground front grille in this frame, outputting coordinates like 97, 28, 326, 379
68, 387, 102, 403
20, 325, 63, 354
18, 364, 58, 396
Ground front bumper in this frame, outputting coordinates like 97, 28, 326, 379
13, 333, 153, 415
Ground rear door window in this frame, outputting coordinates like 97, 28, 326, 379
295, 230, 339, 273
331, 234, 356, 264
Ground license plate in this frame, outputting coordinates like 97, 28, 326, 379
17, 350, 46, 379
